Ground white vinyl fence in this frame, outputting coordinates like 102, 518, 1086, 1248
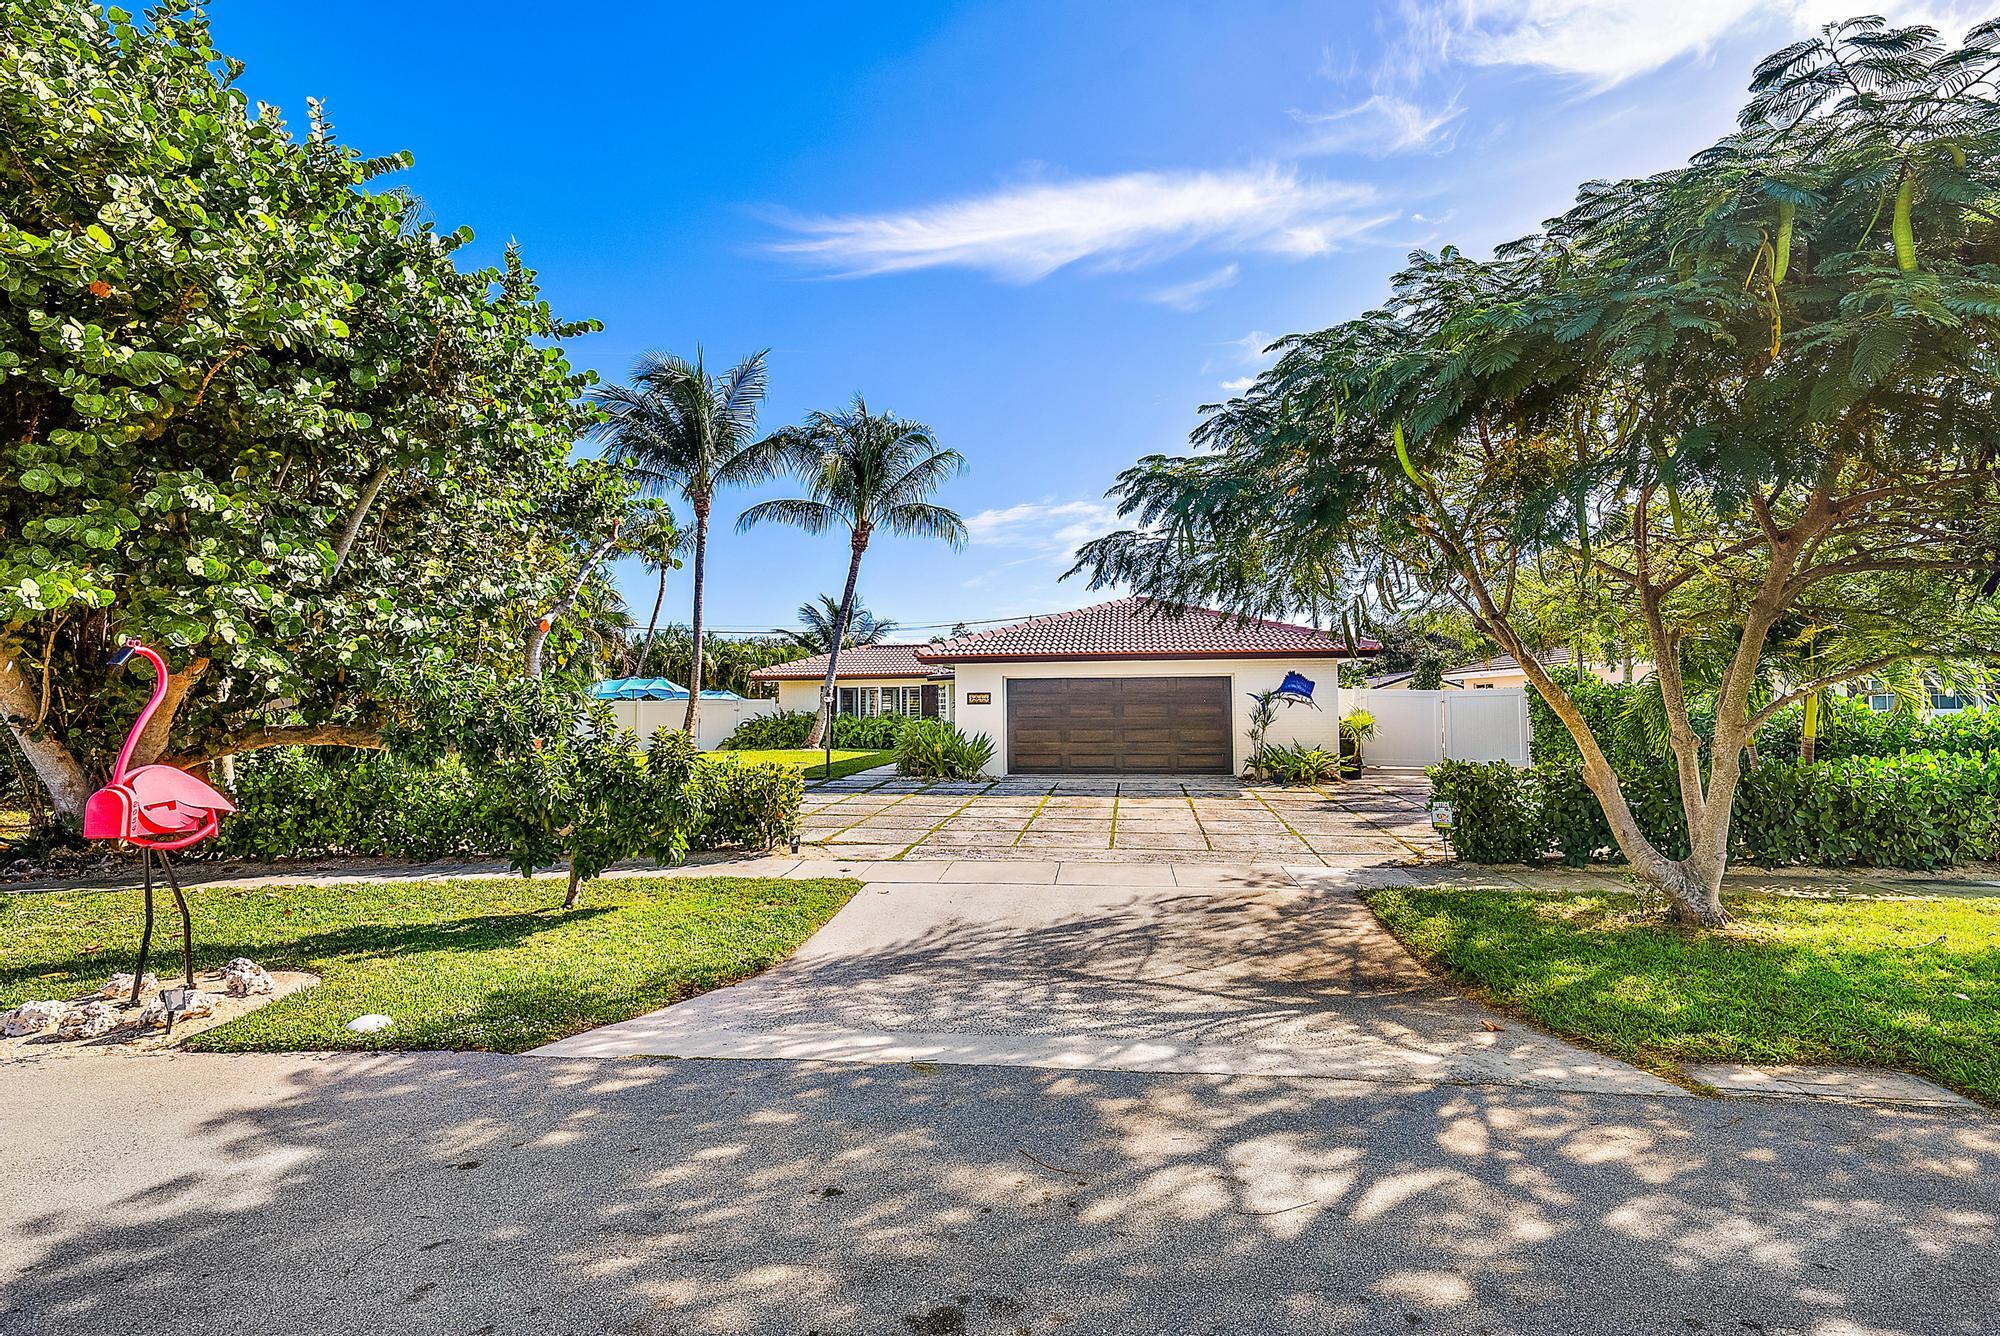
1344, 688, 1531, 768
603, 697, 779, 751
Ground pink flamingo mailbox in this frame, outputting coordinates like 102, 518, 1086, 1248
83, 639, 236, 1007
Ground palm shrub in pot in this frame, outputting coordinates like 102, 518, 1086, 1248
1339, 709, 1377, 777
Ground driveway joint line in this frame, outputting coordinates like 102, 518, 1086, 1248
1011, 786, 1057, 846
1244, 787, 1318, 857
1180, 785, 1216, 851
894, 781, 997, 860
1312, 783, 1430, 858
818, 783, 929, 844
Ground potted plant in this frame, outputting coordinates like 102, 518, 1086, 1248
1338, 709, 1376, 777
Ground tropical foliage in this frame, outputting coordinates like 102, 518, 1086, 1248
778, 594, 900, 655
894, 719, 996, 779
1072, 17, 2000, 924
591, 349, 777, 732
721, 709, 910, 751
742, 397, 965, 746
625, 629, 807, 697
0, 3, 621, 823
1429, 751, 2000, 871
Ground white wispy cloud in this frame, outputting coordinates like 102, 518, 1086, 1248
1409, 0, 1994, 90
960, 498, 1127, 591
1218, 376, 1258, 393
1149, 263, 1241, 311
965, 498, 1122, 549
767, 168, 1393, 281
1294, 92, 1466, 155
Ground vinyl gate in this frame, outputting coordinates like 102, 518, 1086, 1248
1344, 688, 1531, 768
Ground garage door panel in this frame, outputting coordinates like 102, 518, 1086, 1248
1005, 676, 1231, 775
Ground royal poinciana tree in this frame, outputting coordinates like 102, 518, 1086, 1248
1, 3, 621, 822
1075, 17, 2000, 926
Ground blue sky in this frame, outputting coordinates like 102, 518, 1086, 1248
206, 0, 1983, 639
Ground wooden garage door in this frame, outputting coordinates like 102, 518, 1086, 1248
1006, 677, 1232, 774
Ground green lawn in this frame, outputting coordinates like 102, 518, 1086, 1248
1360, 883, 2000, 1104
1, 873, 858, 1052
715, 748, 893, 781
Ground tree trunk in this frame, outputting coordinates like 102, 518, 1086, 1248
637, 565, 668, 677
0, 649, 89, 823
564, 863, 584, 910
683, 500, 709, 736
805, 535, 868, 750
327, 464, 392, 582
525, 521, 623, 679
130, 657, 208, 768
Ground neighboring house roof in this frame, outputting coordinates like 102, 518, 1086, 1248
747, 644, 951, 682
589, 678, 744, 701
1444, 648, 1609, 679
917, 597, 1378, 663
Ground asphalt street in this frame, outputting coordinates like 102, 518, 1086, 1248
3, 1051, 1995, 1335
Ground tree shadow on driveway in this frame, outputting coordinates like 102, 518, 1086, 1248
3, 1050, 1995, 1334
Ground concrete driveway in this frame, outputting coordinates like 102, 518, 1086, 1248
800, 770, 1447, 863
5, 1051, 1994, 1335
539, 862, 1674, 1097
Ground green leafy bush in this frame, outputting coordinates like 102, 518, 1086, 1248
1428, 751, 2000, 869
223, 737, 803, 868
1259, 741, 1344, 785
1526, 673, 2000, 768
721, 709, 911, 750
688, 758, 805, 849
720, 710, 813, 748
895, 719, 996, 779
222, 749, 488, 860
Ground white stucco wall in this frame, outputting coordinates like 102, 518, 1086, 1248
604, 697, 777, 751
944, 658, 1355, 776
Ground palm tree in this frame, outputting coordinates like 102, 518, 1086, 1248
778, 594, 899, 655
589, 349, 776, 734
741, 397, 965, 747
623, 501, 688, 676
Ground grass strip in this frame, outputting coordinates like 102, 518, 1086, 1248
1358, 881, 2000, 1105
1, 874, 859, 1053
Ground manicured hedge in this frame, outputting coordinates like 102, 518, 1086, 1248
721, 710, 909, 751
1428, 751, 2000, 870
1526, 673, 2000, 767
221, 745, 802, 860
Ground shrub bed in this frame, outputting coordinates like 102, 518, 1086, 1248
895, 719, 996, 779
722, 710, 909, 750
1428, 751, 2000, 869
221, 745, 802, 860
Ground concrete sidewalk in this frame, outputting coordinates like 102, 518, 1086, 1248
535, 862, 1682, 1097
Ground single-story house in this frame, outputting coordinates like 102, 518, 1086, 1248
1371, 648, 1651, 691
748, 644, 958, 722
922, 597, 1375, 776
748, 598, 1379, 775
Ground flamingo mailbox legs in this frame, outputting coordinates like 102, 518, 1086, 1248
83, 639, 235, 1008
